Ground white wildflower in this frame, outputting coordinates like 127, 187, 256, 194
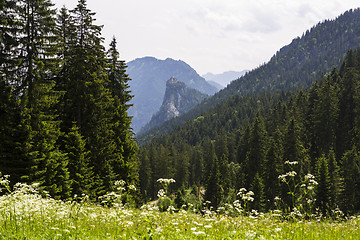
167, 205, 176, 213
114, 180, 126, 186
285, 160, 298, 165
156, 178, 176, 184
157, 189, 166, 198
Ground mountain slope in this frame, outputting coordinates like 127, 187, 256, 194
126, 57, 218, 132
139, 77, 208, 134
202, 70, 248, 87
138, 8, 360, 142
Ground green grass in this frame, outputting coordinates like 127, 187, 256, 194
1, 190, 360, 239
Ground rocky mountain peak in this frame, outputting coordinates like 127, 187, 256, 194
139, 77, 208, 134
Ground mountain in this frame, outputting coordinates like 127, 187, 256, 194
207, 80, 223, 90
126, 57, 218, 132
139, 77, 208, 134
202, 70, 248, 87
138, 8, 360, 143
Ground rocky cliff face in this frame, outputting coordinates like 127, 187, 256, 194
139, 77, 207, 133
126, 57, 218, 132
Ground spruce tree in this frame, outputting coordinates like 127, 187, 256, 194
263, 131, 283, 210
0, 0, 21, 85
216, 129, 230, 192
57, 0, 117, 196
174, 143, 190, 189
204, 140, 222, 209
250, 172, 265, 211
312, 75, 339, 157
190, 148, 204, 201
315, 154, 331, 216
337, 51, 359, 158
283, 118, 310, 176
281, 118, 310, 208
64, 123, 92, 197
0, 77, 28, 184
106, 36, 138, 187
12, 0, 71, 198
139, 148, 152, 201
245, 114, 267, 187
327, 150, 341, 208
341, 146, 360, 213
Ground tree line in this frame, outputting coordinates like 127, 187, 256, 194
0, 0, 138, 201
139, 48, 360, 215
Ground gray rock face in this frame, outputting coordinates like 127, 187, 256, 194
139, 77, 208, 134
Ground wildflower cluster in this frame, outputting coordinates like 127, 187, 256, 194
303, 174, 318, 190
99, 179, 135, 208
0, 173, 10, 193
235, 188, 255, 214
278, 171, 297, 182
277, 160, 320, 218
156, 178, 176, 212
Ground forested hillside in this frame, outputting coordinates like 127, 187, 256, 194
139, 48, 360, 214
0, 0, 138, 201
138, 8, 360, 143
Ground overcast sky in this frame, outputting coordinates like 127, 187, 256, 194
51, 0, 359, 75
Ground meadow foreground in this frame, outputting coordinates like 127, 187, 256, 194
0, 184, 359, 240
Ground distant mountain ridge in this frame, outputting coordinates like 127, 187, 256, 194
138, 8, 360, 143
126, 57, 218, 132
139, 77, 208, 134
202, 70, 248, 87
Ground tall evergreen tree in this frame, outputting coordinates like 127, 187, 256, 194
106, 36, 138, 187
204, 140, 222, 209
250, 172, 265, 211
0, 77, 28, 184
311, 74, 339, 157
139, 148, 152, 201
341, 146, 360, 213
174, 142, 190, 189
327, 150, 341, 209
0, 0, 21, 85
245, 114, 267, 186
281, 118, 310, 208
13, 0, 71, 198
0, 1, 27, 184
337, 51, 359, 158
283, 118, 310, 176
64, 123, 92, 197
315, 155, 331, 215
57, 0, 118, 196
263, 131, 283, 210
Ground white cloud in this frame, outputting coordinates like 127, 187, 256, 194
51, 0, 360, 74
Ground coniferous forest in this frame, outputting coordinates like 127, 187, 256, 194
0, 0, 138, 201
2, 0, 360, 223
139, 49, 360, 215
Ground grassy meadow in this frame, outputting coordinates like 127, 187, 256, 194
1, 183, 360, 240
